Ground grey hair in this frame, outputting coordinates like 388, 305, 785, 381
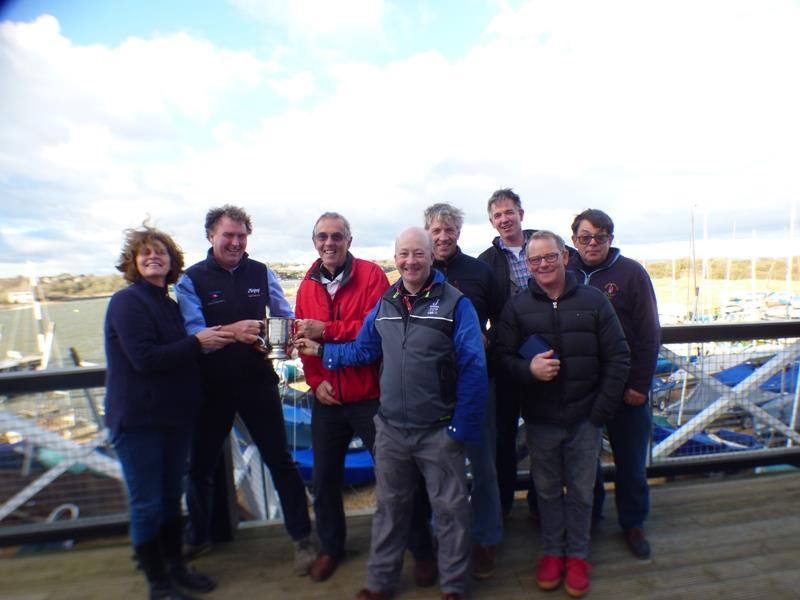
423, 203, 464, 231
527, 230, 566, 256
312, 212, 352, 240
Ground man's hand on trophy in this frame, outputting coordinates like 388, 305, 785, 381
294, 337, 321, 357
295, 318, 325, 341
225, 319, 263, 345
250, 319, 269, 354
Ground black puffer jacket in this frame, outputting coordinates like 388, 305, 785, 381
494, 273, 630, 427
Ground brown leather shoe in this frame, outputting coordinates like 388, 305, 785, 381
310, 553, 338, 582
441, 593, 465, 600
471, 543, 496, 580
414, 558, 438, 587
355, 588, 392, 600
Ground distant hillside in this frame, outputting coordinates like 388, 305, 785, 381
1, 256, 796, 304
0, 274, 127, 304
642, 256, 799, 281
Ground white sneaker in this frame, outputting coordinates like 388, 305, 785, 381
293, 536, 317, 576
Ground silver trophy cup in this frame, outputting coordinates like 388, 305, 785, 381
265, 317, 294, 360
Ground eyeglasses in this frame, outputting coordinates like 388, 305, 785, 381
314, 232, 346, 243
576, 233, 610, 246
526, 252, 561, 266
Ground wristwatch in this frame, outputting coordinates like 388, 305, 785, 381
316, 343, 324, 358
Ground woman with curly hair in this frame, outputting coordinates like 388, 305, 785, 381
104, 223, 234, 599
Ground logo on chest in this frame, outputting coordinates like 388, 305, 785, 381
427, 299, 441, 315
603, 282, 619, 299
207, 290, 225, 306
247, 287, 262, 298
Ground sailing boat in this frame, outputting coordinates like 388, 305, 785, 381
277, 358, 375, 486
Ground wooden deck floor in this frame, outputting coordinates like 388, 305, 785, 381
2, 470, 800, 600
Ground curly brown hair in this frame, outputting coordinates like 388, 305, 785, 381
115, 223, 185, 285
205, 204, 253, 238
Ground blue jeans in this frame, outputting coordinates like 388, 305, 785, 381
528, 419, 601, 559
593, 402, 651, 530
113, 426, 192, 546
465, 383, 502, 546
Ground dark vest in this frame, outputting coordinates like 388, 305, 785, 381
374, 279, 463, 429
184, 251, 277, 383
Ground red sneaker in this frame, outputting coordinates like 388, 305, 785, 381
564, 557, 592, 598
535, 555, 565, 590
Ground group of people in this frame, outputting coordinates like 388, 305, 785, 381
103, 190, 660, 600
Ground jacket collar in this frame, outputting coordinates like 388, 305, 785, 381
387, 268, 446, 301
204, 248, 248, 273
432, 246, 463, 272
134, 278, 168, 297
492, 229, 537, 251
572, 246, 621, 274
307, 251, 354, 286
527, 271, 579, 302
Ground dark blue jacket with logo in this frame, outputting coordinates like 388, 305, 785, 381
568, 247, 660, 395
177, 250, 290, 383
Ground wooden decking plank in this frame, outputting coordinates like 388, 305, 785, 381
1, 471, 799, 599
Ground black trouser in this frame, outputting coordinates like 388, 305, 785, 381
312, 397, 379, 558
186, 372, 311, 544
495, 385, 536, 515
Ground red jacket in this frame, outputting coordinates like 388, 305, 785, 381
295, 254, 389, 404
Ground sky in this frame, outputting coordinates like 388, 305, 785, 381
1, 0, 798, 278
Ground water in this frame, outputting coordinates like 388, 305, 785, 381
0, 278, 303, 369
0, 297, 110, 367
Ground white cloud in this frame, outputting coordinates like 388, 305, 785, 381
2, 2, 799, 277
269, 71, 315, 101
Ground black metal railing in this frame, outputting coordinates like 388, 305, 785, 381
2, 320, 800, 545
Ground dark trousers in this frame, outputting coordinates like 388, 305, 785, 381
312, 397, 379, 558
495, 386, 536, 515
113, 426, 191, 546
593, 402, 652, 530
186, 372, 311, 544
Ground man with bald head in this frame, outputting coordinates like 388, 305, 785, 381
296, 227, 488, 600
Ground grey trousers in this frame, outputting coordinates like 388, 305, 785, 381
367, 417, 471, 594
527, 418, 601, 559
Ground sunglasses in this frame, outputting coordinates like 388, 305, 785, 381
575, 233, 610, 245
314, 232, 347, 242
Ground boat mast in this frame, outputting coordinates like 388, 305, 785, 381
788, 201, 796, 295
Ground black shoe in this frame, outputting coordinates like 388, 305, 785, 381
135, 538, 199, 600
414, 558, 438, 587
624, 527, 651, 559
150, 583, 200, 600
167, 560, 216, 593
160, 517, 216, 593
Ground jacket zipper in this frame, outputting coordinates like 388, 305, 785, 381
401, 300, 409, 427
552, 299, 567, 421
334, 303, 344, 401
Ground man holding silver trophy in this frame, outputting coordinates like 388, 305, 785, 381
293, 212, 390, 583
175, 204, 316, 575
